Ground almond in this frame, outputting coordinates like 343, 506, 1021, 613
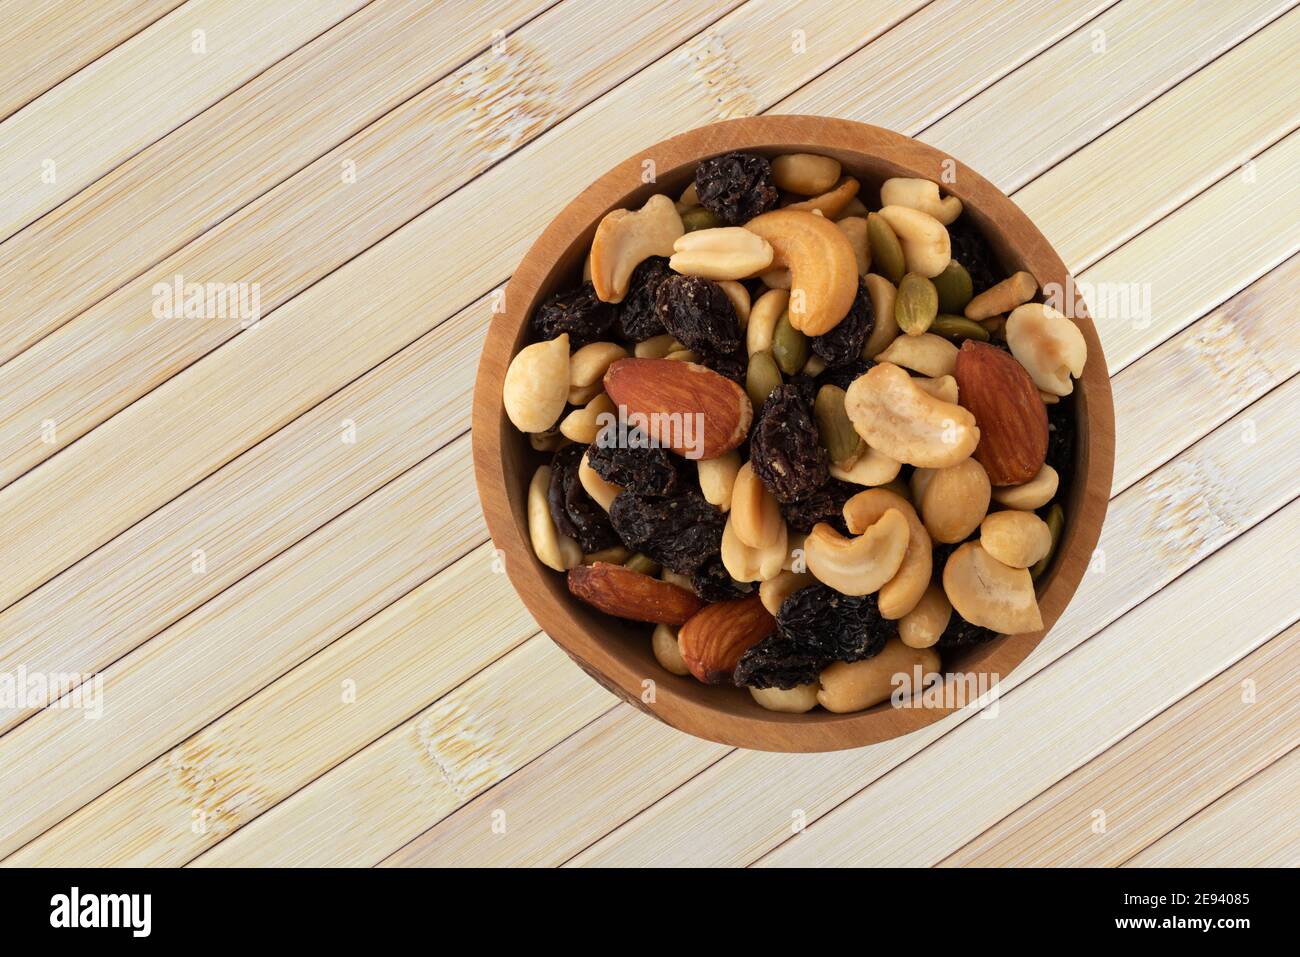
677, 594, 776, 684
953, 340, 1048, 486
567, 562, 703, 625
603, 357, 752, 460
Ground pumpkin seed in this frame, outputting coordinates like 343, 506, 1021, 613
932, 260, 973, 313
814, 384, 864, 467
1030, 502, 1064, 580
931, 313, 990, 342
625, 553, 661, 576
895, 272, 938, 336
680, 206, 722, 232
867, 212, 905, 284
746, 350, 783, 409
772, 311, 809, 375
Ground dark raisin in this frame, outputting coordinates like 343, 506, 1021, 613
776, 583, 892, 662
1045, 396, 1075, 486
694, 151, 779, 226
749, 384, 827, 503
531, 282, 615, 348
811, 278, 874, 367
733, 633, 826, 690
547, 444, 620, 553
586, 433, 680, 497
616, 257, 672, 342
784, 373, 819, 408
946, 218, 1001, 295
779, 478, 858, 534
700, 349, 746, 384
691, 556, 755, 602
608, 489, 725, 576
655, 274, 742, 357
816, 357, 875, 393
936, 613, 998, 651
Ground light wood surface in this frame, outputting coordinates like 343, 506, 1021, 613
0, 0, 1296, 866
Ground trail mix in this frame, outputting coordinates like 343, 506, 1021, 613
503, 151, 1087, 715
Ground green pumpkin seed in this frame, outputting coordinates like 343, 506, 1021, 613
814, 384, 863, 467
895, 272, 938, 336
772, 311, 809, 375
680, 206, 722, 232
867, 212, 905, 284
1030, 503, 1064, 581
932, 260, 973, 313
624, 553, 661, 577
931, 313, 990, 342
746, 350, 783, 409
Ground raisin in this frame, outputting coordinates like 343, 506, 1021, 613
691, 556, 755, 602
608, 489, 725, 576
784, 373, 819, 408
616, 257, 672, 342
1045, 397, 1075, 484
531, 282, 615, 348
694, 151, 779, 226
811, 278, 874, 367
776, 583, 892, 662
733, 633, 825, 690
655, 274, 742, 357
700, 349, 746, 384
547, 444, 620, 553
936, 613, 998, 651
749, 384, 828, 503
816, 357, 875, 393
947, 218, 1001, 295
779, 478, 858, 534
586, 433, 680, 496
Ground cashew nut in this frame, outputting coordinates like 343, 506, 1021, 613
876, 205, 950, 277
759, 569, 814, 617
843, 363, 979, 469
743, 209, 859, 336
721, 511, 788, 583
746, 288, 788, 355
1006, 302, 1088, 396
943, 542, 1043, 634
992, 463, 1059, 510
528, 465, 582, 571
750, 682, 820, 713
560, 392, 616, 443
786, 177, 861, 219
964, 270, 1037, 320
898, 583, 951, 649
874, 331, 958, 377
835, 216, 870, 275
913, 373, 958, 404
698, 450, 740, 511
652, 623, 690, 676
803, 510, 909, 596
589, 194, 684, 302
880, 178, 962, 225
980, 510, 1052, 568
861, 274, 900, 358
828, 443, 901, 487
504, 333, 570, 433
817, 638, 940, 713
669, 227, 774, 280
912, 458, 991, 544
579, 450, 622, 511
731, 461, 783, 548
771, 153, 842, 195
569, 341, 628, 389
843, 488, 931, 619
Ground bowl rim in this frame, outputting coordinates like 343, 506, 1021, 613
472, 115, 1114, 752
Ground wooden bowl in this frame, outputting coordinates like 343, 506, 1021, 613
472, 116, 1114, 752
